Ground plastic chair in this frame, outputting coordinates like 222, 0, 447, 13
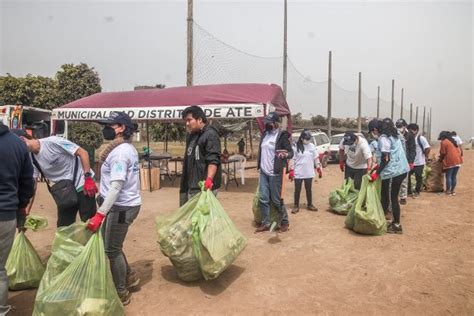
229, 154, 246, 185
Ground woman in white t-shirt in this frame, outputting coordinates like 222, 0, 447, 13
87, 112, 141, 305
289, 130, 322, 214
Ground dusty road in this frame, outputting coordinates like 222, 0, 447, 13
9, 150, 473, 315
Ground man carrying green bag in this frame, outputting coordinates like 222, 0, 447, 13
329, 178, 359, 215
345, 175, 387, 235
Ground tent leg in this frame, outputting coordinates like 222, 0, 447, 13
147, 122, 152, 192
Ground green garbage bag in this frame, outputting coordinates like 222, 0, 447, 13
156, 186, 247, 281
33, 230, 124, 316
37, 222, 93, 293
410, 165, 432, 193
252, 184, 281, 225
345, 175, 387, 235
6, 232, 45, 290
24, 214, 48, 232
329, 178, 359, 215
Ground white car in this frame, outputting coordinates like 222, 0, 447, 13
328, 132, 366, 162
291, 130, 331, 167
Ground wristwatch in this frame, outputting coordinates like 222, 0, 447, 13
84, 172, 92, 178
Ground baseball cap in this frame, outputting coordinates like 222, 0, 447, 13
300, 130, 312, 140
368, 119, 380, 132
343, 132, 357, 145
395, 118, 407, 128
264, 112, 280, 124
99, 111, 136, 131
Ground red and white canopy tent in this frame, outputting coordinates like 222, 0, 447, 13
52, 83, 293, 191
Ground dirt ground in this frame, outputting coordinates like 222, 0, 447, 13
8, 149, 474, 316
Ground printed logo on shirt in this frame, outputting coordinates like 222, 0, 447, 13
133, 161, 139, 173
113, 162, 125, 173
61, 142, 75, 151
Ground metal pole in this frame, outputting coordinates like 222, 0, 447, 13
146, 122, 152, 192
400, 88, 404, 119
391, 79, 395, 120
327, 51, 332, 136
249, 120, 254, 159
429, 107, 433, 142
282, 0, 288, 96
358, 72, 362, 133
415, 106, 419, 124
376, 86, 380, 119
422, 106, 426, 136
186, 0, 193, 86
410, 103, 413, 123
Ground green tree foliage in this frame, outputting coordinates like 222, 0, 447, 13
68, 122, 103, 149
311, 115, 327, 126
151, 123, 186, 142
0, 74, 58, 109
56, 63, 101, 105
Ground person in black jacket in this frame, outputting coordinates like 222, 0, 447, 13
0, 122, 34, 315
255, 112, 293, 233
180, 106, 222, 206
396, 119, 416, 205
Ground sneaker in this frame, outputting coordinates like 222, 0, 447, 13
291, 207, 300, 214
451, 191, 456, 196
255, 224, 270, 233
387, 223, 403, 234
400, 199, 407, 205
126, 270, 140, 289
278, 223, 290, 233
307, 205, 318, 211
118, 290, 132, 306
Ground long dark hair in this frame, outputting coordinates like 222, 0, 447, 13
379, 118, 398, 138
296, 130, 311, 153
438, 131, 458, 148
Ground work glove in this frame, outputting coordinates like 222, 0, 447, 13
83, 176, 98, 197
409, 163, 415, 170
369, 172, 379, 182
316, 167, 323, 178
87, 212, 105, 232
288, 170, 295, 181
339, 161, 345, 172
17, 208, 27, 232
204, 177, 214, 190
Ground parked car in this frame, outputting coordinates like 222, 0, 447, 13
328, 132, 366, 163
291, 130, 331, 167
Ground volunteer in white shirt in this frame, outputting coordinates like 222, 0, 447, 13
451, 131, 463, 156
12, 130, 98, 227
338, 132, 372, 190
87, 111, 141, 306
407, 124, 431, 197
289, 130, 322, 214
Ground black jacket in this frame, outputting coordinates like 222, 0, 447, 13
0, 123, 34, 221
257, 129, 294, 175
180, 124, 222, 194
403, 131, 416, 164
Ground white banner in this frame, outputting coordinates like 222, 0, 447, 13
52, 104, 266, 121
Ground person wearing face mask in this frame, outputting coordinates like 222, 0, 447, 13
407, 123, 431, 197
288, 130, 322, 214
395, 119, 416, 205
86, 111, 141, 305
368, 118, 410, 234
255, 112, 293, 233
338, 131, 372, 190
11, 129, 98, 227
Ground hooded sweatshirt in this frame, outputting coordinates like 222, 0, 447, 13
0, 123, 35, 220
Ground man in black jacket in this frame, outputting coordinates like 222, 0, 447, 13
180, 106, 222, 206
396, 119, 416, 205
0, 122, 34, 315
256, 112, 293, 233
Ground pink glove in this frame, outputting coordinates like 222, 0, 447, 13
339, 161, 345, 172
409, 163, 415, 170
83, 176, 98, 197
369, 172, 379, 182
288, 170, 295, 181
317, 167, 323, 178
87, 212, 105, 232
204, 177, 214, 190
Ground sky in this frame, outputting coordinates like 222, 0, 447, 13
0, 0, 472, 140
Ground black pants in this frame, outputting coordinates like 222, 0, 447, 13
344, 165, 367, 190
57, 190, 97, 227
294, 178, 313, 207
381, 173, 407, 224
408, 165, 424, 194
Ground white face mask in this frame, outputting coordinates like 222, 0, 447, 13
398, 127, 405, 133
302, 139, 310, 145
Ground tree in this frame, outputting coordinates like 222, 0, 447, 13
0, 74, 58, 109
311, 115, 327, 126
150, 122, 186, 143
56, 63, 101, 105
68, 122, 104, 167
292, 112, 303, 126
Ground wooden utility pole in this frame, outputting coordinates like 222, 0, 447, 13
400, 88, 404, 119
415, 106, 419, 124
391, 79, 395, 120
358, 72, 362, 133
410, 103, 413, 123
327, 51, 332, 137
249, 120, 254, 159
186, 0, 193, 86
429, 107, 433, 142
282, 0, 288, 96
376, 86, 380, 119
422, 106, 426, 136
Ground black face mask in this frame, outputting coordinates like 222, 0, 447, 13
102, 126, 116, 140
265, 124, 274, 132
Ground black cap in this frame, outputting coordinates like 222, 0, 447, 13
395, 118, 407, 128
300, 130, 312, 140
99, 111, 136, 131
264, 112, 280, 124
368, 119, 380, 132
342, 131, 357, 145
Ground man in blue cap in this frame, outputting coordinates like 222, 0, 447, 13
338, 131, 372, 190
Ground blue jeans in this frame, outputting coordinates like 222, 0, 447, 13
445, 166, 460, 193
259, 172, 289, 226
